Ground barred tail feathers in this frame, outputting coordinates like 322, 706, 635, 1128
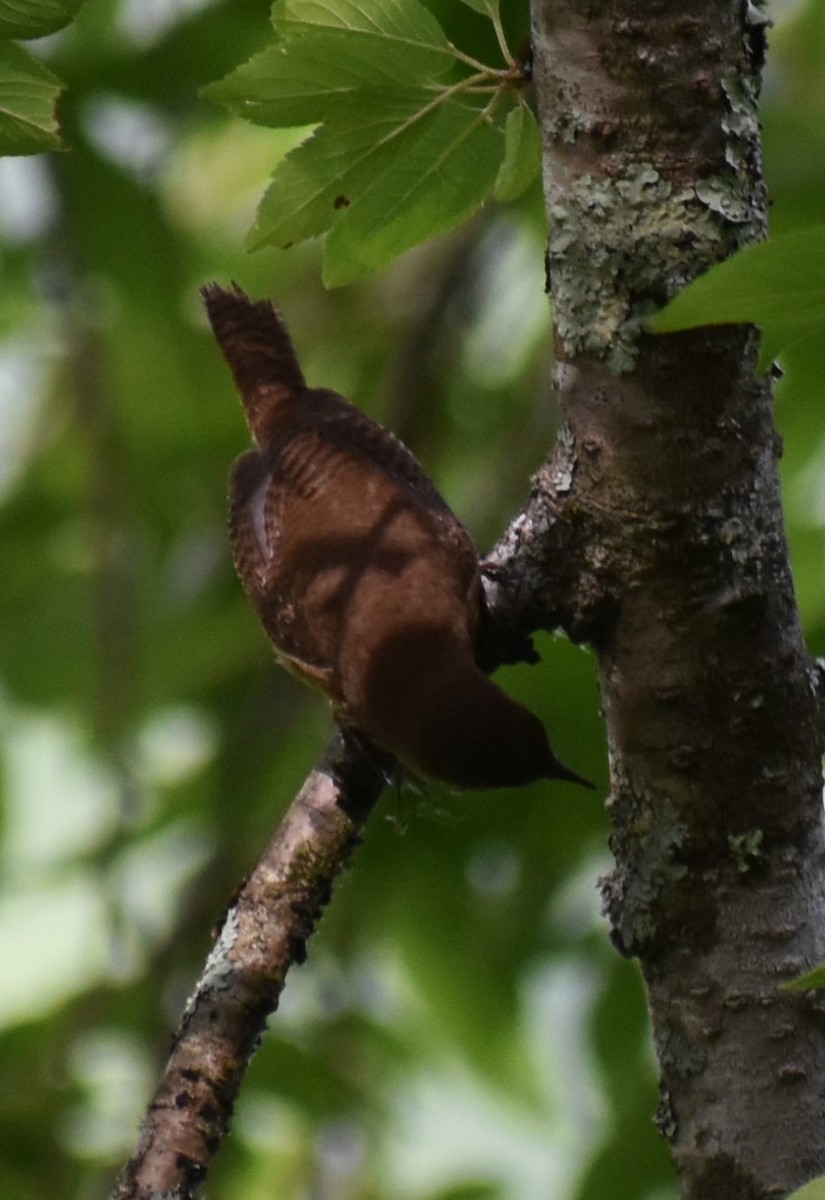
202, 282, 305, 448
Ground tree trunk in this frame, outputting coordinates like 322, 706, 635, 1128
528, 1, 825, 1195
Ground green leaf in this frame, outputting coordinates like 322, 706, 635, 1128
493, 103, 540, 202
648, 225, 825, 371
211, 0, 534, 280
323, 96, 501, 286
202, 38, 403, 127
786, 1178, 825, 1200
0, 0, 84, 39
272, 0, 454, 79
0, 41, 63, 155
248, 88, 438, 250
780, 962, 825, 991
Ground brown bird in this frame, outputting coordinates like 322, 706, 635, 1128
202, 282, 589, 790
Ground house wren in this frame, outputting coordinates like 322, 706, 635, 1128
202, 283, 589, 790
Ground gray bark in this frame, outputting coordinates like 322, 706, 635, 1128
526, 1, 825, 1195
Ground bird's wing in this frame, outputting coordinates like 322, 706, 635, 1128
282, 390, 482, 600
228, 390, 484, 696
300, 389, 454, 512
228, 448, 338, 693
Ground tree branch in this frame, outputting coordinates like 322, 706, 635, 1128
530, 1, 825, 1196
110, 733, 388, 1200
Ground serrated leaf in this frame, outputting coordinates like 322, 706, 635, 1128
648, 225, 825, 372
0, 0, 84, 39
202, 38, 404, 127
493, 102, 540, 202
0, 41, 63, 155
780, 962, 825, 991
248, 88, 438, 250
786, 1178, 825, 1200
323, 97, 501, 286
273, 0, 454, 79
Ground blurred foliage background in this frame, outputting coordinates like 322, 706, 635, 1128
0, 1, 823, 1198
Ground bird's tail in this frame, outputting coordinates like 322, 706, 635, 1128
202, 282, 305, 448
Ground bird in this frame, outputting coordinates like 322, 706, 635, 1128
202, 282, 590, 791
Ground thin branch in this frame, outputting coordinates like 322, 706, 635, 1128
110, 734, 389, 1200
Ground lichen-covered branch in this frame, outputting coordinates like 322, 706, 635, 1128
530, 1, 825, 1196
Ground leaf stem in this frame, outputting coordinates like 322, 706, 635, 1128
480, 86, 506, 126
407, 70, 491, 128
423, 82, 500, 96
490, 7, 514, 66
447, 42, 497, 75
